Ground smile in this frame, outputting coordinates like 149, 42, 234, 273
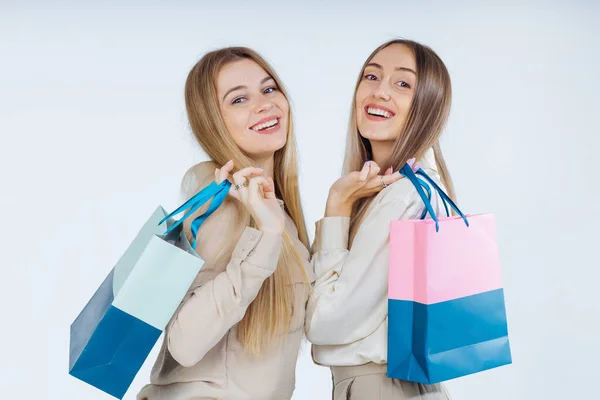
365, 105, 395, 119
250, 117, 280, 132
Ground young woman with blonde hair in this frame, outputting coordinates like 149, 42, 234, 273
306, 39, 454, 399
138, 46, 314, 400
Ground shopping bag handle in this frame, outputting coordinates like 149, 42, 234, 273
415, 168, 467, 225
159, 180, 232, 249
399, 164, 468, 232
414, 176, 441, 220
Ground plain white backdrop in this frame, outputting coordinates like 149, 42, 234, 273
1, 1, 599, 399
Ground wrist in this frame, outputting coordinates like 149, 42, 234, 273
257, 223, 284, 235
325, 191, 354, 217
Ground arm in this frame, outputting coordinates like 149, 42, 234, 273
167, 227, 282, 367
306, 191, 422, 346
165, 162, 284, 367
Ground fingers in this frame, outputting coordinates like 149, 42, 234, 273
215, 160, 234, 184
262, 178, 276, 200
220, 163, 263, 202
366, 161, 380, 181
359, 161, 381, 181
246, 176, 276, 203
232, 167, 264, 185
384, 167, 393, 176
381, 171, 404, 186
220, 160, 234, 182
216, 160, 238, 199
247, 176, 267, 200
233, 168, 261, 203
359, 161, 370, 181
232, 167, 264, 202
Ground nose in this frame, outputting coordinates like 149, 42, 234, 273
372, 81, 391, 101
254, 100, 274, 114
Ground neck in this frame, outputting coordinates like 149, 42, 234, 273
369, 140, 395, 169
251, 154, 275, 178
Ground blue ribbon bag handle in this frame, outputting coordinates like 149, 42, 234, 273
399, 163, 469, 232
158, 180, 232, 249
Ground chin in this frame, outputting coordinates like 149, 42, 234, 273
359, 129, 392, 142
248, 136, 287, 157
270, 135, 288, 152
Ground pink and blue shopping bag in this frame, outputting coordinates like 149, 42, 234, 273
387, 164, 512, 384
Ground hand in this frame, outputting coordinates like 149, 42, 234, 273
325, 161, 406, 217
215, 160, 284, 235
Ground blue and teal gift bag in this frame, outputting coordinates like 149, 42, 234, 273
69, 180, 231, 399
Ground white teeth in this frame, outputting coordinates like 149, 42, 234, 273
367, 107, 393, 118
252, 118, 278, 131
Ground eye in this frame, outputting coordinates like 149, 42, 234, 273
263, 86, 277, 94
363, 74, 378, 81
396, 81, 411, 88
232, 97, 246, 105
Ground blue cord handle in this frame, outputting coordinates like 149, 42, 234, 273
400, 164, 441, 232
189, 182, 230, 249
159, 180, 232, 249
415, 176, 432, 220
416, 176, 450, 218
399, 164, 468, 232
415, 169, 468, 227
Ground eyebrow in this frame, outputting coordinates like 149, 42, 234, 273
222, 76, 275, 101
366, 62, 417, 76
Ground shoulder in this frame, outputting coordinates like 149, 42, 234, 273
380, 168, 443, 202
375, 174, 417, 206
178, 161, 241, 237
372, 168, 445, 220
179, 162, 245, 264
180, 161, 219, 199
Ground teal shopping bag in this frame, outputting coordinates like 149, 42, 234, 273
69, 180, 231, 398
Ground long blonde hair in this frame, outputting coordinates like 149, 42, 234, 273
345, 39, 455, 244
184, 47, 309, 356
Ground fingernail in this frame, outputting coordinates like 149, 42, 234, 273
365, 161, 371, 167
388, 167, 393, 174
413, 163, 421, 171
226, 160, 233, 165
257, 168, 264, 172
407, 158, 415, 167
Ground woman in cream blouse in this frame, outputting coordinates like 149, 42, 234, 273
306, 39, 455, 399
138, 47, 314, 400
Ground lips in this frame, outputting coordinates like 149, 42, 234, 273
250, 116, 280, 131
249, 116, 282, 134
364, 104, 396, 120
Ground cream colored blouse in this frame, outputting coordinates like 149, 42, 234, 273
305, 149, 446, 367
137, 163, 315, 400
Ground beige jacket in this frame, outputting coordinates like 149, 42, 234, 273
305, 149, 446, 367
138, 163, 315, 400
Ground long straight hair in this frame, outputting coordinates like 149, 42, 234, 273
184, 47, 309, 356
345, 39, 455, 244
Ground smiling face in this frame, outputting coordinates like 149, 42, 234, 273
216, 58, 289, 158
355, 43, 417, 143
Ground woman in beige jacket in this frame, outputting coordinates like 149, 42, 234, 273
305, 40, 455, 399
138, 47, 314, 400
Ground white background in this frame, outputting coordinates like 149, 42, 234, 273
1, 1, 599, 399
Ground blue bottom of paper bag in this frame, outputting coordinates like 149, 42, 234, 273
387, 289, 512, 384
70, 269, 116, 371
69, 305, 161, 399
